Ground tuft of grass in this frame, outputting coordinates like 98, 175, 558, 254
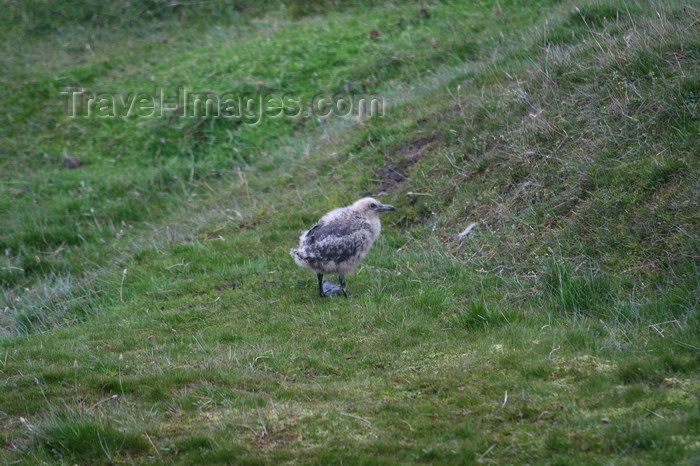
542, 260, 614, 317
449, 301, 513, 330
39, 413, 150, 462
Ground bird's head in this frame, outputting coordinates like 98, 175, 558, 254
351, 197, 395, 217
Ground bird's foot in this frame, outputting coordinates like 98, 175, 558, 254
321, 281, 343, 297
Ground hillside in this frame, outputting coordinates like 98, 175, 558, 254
1, 0, 698, 463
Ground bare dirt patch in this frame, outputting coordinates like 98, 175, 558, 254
376, 131, 439, 192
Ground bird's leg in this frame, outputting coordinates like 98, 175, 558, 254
339, 274, 348, 298
317, 273, 326, 298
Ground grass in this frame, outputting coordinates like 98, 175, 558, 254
1, 0, 699, 463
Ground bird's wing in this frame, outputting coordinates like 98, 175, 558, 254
302, 216, 372, 263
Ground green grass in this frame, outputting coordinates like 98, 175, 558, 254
1, 0, 699, 463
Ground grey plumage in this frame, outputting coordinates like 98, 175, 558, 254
291, 197, 395, 297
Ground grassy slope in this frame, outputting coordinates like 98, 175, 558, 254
1, 0, 699, 463
0, 0, 490, 290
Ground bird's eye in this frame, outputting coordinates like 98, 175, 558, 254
370, 203, 377, 209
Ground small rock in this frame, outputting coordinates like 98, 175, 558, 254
322, 281, 343, 297
63, 156, 82, 168
601, 417, 611, 424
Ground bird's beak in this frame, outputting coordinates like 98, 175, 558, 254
378, 203, 395, 212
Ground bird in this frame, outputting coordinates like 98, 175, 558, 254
291, 197, 395, 298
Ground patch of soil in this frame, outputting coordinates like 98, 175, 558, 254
215, 280, 238, 292
376, 130, 439, 192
